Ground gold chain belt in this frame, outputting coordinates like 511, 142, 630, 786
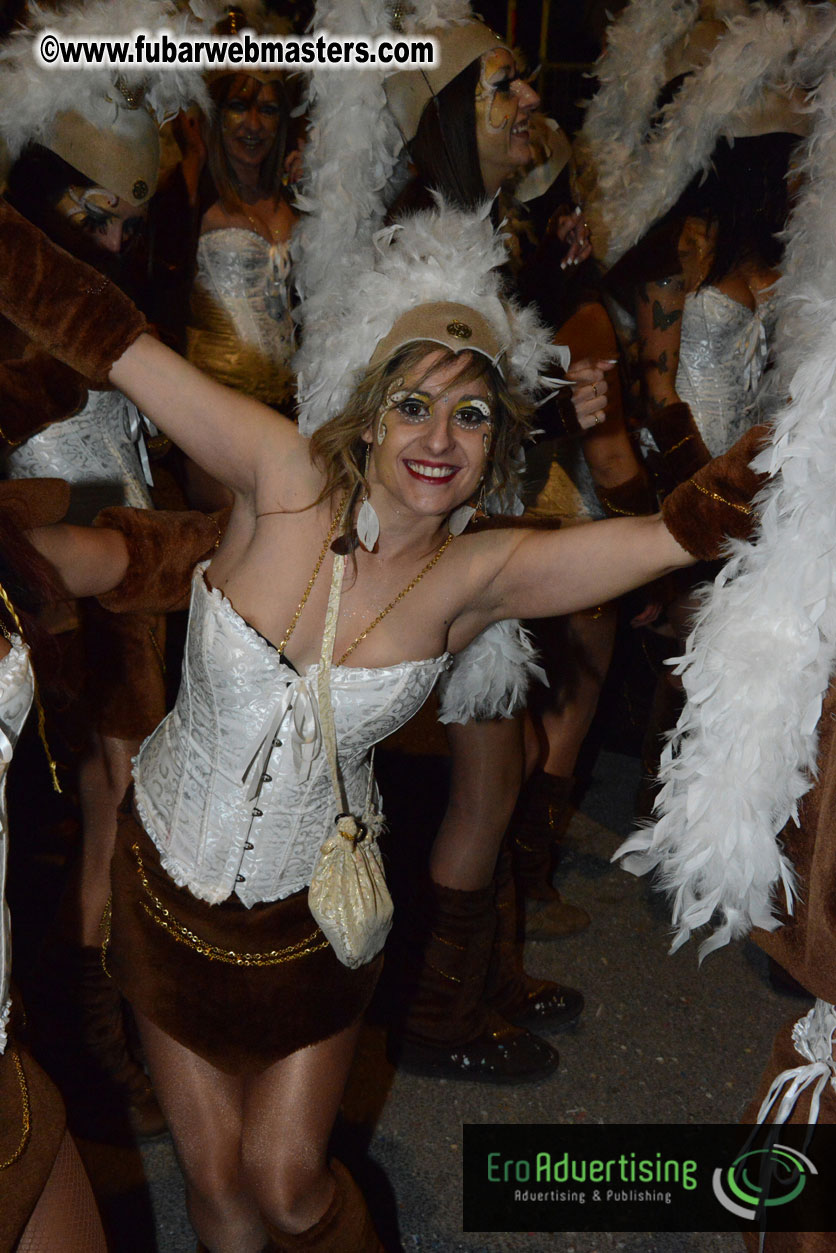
131, 843, 329, 967
0, 1049, 31, 1171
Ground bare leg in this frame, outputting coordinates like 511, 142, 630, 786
538, 608, 618, 779
135, 1010, 267, 1252
74, 732, 137, 945
240, 1022, 363, 1236
16, 1132, 107, 1253
430, 716, 524, 891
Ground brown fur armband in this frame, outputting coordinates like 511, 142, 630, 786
0, 198, 148, 387
595, 471, 658, 518
646, 401, 711, 488
94, 506, 230, 615
661, 425, 769, 561
0, 342, 89, 448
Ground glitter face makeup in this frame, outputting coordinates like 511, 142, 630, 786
54, 186, 145, 253
391, 391, 494, 431
474, 46, 540, 194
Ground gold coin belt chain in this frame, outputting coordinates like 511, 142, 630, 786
0, 1050, 31, 1171
132, 843, 329, 966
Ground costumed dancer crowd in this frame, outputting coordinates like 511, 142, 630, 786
0, 0, 833, 1249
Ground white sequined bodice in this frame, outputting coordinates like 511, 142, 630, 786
133, 563, 450, 907
187, 228, 295, 406
0, 640, 34, 1053
676, 287, 776, 456
4, 389, 152, 521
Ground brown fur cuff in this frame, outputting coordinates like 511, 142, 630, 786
0, 198, 148, 387
661, 424, 769, 561
0, 478, 70, 531
646, 401, 711, 487
94, 507, 230, 614
0, 343, 88, 447
595, 471, 657, 518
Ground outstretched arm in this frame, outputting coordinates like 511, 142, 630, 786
480, 513, 694, 625
27, 524, 129, 598
109, 334, 301, 499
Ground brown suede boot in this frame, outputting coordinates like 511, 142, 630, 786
391, 881, 559, 1083
266, 1161, 383, 1252
32, 943, 166, 1140
484, 843, 584, 1034
509, 773, 591, 941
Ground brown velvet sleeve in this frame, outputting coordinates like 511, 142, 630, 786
645, 401, 712, 486
595, 470, 658, 518
0, 340, 89, 448
93, 506, 230, 615
0, 198, 148, 387
661, 424, 769, 561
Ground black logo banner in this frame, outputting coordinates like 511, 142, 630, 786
463, 1123, 836, 1233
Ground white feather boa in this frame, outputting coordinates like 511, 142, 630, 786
0, 0, 209, 151
437, 619, 546, 724
579, 2, 836, 269
616, 58, 836, 959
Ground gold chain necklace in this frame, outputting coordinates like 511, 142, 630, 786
277, 496, 455, 665
277, 495, 347, 657
336, 531, 455, 666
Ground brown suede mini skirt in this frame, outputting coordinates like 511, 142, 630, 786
0, 1024, 66, 1253
108, 807, 383, 1075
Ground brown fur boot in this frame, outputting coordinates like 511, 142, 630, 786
510, 774, 591, 940
391, 880, 559, 1083
265, 1161, 383, 1252
484, 842, 584, 1033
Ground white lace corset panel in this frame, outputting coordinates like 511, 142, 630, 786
186, 228, 295, 406
134, 563, 450, 907
4, 389, 153, 522
0, 640, 34, 1053
675, 286, 775, 456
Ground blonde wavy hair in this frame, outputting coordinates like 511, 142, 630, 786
309, 341, 532, 521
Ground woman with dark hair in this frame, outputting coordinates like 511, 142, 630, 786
0, 0, 207, 1138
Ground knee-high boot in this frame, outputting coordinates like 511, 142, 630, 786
265, 1161, 383, 1252
484, 841, 584, 1032
509, 773, 591, 940
390, 879, 559, 1082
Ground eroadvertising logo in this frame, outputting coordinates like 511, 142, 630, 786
712, 1144, 816, 1220
462, 1124, 836, 1234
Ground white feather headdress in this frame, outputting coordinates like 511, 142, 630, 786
293, 0, 566, 436
0, 1, 209, 203
577, 1, 832, 269
615, 50, 836, 959
0, 1, 209, 151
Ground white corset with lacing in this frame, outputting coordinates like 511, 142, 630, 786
133, 563, 450, 908
4, 389, 153, 520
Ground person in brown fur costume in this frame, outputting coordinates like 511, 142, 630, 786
0, 0, 207, 1137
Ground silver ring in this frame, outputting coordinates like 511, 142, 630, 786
592, 384, 598, 397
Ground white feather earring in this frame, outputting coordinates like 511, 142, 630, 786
448, 479, 486, 537
356, 445, 380, 552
